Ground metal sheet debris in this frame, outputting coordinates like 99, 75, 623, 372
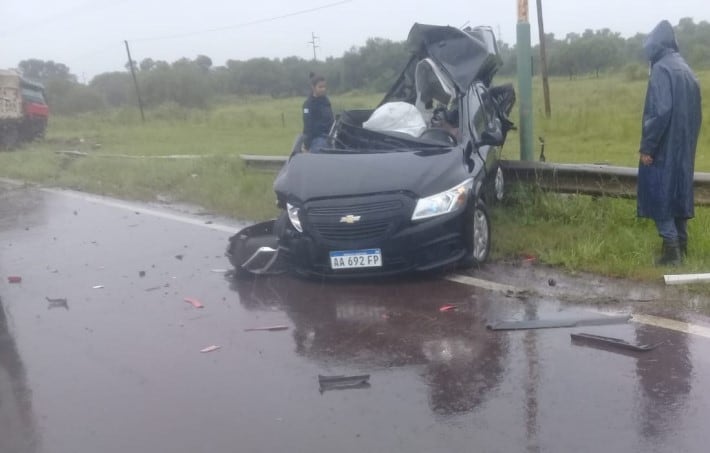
318, 374, 371, 392
244, 325, 289, 332
571, 333, 659, 352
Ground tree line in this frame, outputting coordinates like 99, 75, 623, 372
17, 18, 710, 115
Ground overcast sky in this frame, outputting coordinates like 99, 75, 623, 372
1, 0, 708, 81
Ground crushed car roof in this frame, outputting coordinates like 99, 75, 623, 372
406, 23, 502, 91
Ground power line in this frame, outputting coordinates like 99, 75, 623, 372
133, 0, 353, 43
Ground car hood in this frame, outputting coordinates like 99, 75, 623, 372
274, 150, 467, 203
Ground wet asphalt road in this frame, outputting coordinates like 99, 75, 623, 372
2, 182, 710, 453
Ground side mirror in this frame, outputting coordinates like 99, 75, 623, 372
477, 128, 504, 147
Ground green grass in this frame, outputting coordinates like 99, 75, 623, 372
493, 185, 710, 280
0, 73, 708, 278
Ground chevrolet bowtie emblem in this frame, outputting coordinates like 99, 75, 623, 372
339, 215, 362, 224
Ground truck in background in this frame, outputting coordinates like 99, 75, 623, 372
0, 69, 49, 149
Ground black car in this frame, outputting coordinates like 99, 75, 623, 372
228, 23, 515, 278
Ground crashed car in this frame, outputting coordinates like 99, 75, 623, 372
228, 23, 515, 277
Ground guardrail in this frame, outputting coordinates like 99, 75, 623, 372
240, 155, 710, 205
501, 160, 710, 206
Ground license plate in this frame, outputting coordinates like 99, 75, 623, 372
330, 249, 382, 269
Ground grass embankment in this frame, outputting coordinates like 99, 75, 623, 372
0, 75, 708, 279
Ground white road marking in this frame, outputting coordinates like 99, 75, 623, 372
41, 188, 242, 234
448, 273, 710, 340
631, 314, 710, 340
445, 274, 521, 294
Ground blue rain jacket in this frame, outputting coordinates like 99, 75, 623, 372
637, 21, 702, 220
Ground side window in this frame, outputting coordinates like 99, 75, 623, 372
467, 86, 486, 139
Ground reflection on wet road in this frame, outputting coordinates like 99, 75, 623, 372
2, 183, 710, 452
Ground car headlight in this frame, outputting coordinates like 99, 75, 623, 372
287, 203, 303, 232
411, 179, 473, 221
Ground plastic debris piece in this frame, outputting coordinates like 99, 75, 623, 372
244, 325, 289, 332
521, 254, 537, 265
571, 333, 659, 352
318, 374, 371, 392
46, 297, 69, 310
92, 285, 104, 289
184, 297, 204, 309
439, 304, 458, 312
8, 276, 22, 284
200, 345, 221, 353
487, 314, 631, 331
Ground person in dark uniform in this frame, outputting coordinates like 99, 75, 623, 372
637, 20, 702, 266
302, 73, 334, 153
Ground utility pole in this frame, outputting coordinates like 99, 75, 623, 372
536, 0, 552, 118
517, 0, 534, 161
124, 40, 145, 123
308, 32, 320, 61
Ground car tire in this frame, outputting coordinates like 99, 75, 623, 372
484, 165, 504, 205
493, 165, 505, 202
461, 199, 491, 268
1, 123, 19, 150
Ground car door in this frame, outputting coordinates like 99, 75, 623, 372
468, 83, 503, 175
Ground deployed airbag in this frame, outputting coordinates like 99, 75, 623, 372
363, 102, 427, 137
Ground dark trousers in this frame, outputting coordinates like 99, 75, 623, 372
655, 218, 688, 242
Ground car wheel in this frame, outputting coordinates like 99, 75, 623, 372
493, 166, 505, 202
462, 200, 491, 267
1, 124, 19, 150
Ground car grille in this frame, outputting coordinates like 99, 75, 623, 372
312, 220, 390, 241
305, 197, 408, 243
307, 199, 403, 216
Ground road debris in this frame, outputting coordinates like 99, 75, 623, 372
487, 314, 631, 331
92, 285, 104, 289
319, 374, 371, 392
184, 297, 204, 309
571, 333, 659, 352
439, 304, 458, 312
548, 278, 557, 287
7, 276, 22, 284
175, 254, 184, 261
139, 271, 146, 277
664, 273, 710, 285
46, 297, 69, 310
200, 345, 221, 353
211, 269, 229, 273
244, 325, 289, 332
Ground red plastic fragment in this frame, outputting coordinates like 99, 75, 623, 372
184, 297, 204, 309
439, 304, 458, 312
8, 276, 22, 284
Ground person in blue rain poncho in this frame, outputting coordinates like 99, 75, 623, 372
638, 20, 702, 266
